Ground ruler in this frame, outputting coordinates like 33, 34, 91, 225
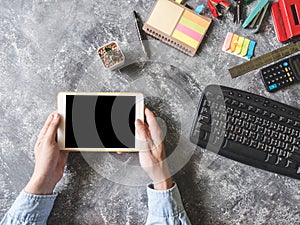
229, 41, 300, 78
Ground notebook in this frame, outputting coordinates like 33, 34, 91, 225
143, 0, 212, 56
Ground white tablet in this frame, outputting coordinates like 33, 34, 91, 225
57, 92, 144, 151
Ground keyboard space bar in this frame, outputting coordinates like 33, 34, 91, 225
219, 139, 267, 162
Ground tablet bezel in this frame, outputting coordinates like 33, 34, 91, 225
57, 92, 144, 151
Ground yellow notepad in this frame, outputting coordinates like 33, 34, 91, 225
143, 0, 212, 56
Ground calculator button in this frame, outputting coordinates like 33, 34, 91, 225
269, 84, 278, 90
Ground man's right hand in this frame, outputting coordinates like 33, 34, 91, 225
135, 108, 173, 190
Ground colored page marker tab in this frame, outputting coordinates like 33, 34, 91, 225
234, 37, 245, 55
246, 40, 256, 59
175, 0, 183, 3
230, 34, 239, 52
222, 32, 234, 51
241, 39, 251, 56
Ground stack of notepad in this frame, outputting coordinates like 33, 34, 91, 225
143, 0, 212, 56
222, 32, 257, 59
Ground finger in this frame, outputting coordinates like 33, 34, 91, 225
45, 112, 61, 142
38, 112, 55, 139
135, 119, 148, 141
144, 108, 163, 145
135, 119, 153, 151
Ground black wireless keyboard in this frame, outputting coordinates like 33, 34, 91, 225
190, 85, 300, 180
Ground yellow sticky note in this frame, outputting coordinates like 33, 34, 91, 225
234, 37, 245, 55
241, 39, 251, 57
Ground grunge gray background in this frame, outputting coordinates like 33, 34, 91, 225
0, 0, 299, 224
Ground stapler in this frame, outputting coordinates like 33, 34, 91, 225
242, 0, 270, 33
272, 0, 300, 43
207, 0, 230, 18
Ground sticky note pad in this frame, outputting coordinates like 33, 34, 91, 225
222, 32, 256, 59
143, 0, 212, 56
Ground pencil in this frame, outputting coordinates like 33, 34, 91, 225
133, 11, 148, 58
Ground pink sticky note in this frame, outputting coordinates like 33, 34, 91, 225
222, 32, 234, 51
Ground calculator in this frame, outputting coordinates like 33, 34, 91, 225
260, 54, 300, 92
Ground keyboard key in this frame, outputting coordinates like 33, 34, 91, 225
265, 153, 276, 164
275, 157, 286, 167
255, 108, 263, 115
270, 113, 278, 119
279, 116, 287, 123
248, 105, 256, 112
262, 110, 270, 117
199, 115, 210, 124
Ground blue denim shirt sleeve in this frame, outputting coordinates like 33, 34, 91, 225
0, 190, 57, 225
145, 183, 192, 225
1, 184, 191, 225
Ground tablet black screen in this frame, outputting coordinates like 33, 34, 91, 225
65, 95, 136, 148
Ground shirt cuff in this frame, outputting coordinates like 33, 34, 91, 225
147, 182, 185, 218
7, 190, 57, 223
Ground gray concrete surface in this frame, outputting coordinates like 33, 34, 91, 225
0, 0, 299, 224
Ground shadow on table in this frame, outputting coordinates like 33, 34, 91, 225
174, 150, 223, 225
47, 153, 107, 225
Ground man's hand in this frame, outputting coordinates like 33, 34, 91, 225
136, 108, 173, 190
25, 112, 68, 195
